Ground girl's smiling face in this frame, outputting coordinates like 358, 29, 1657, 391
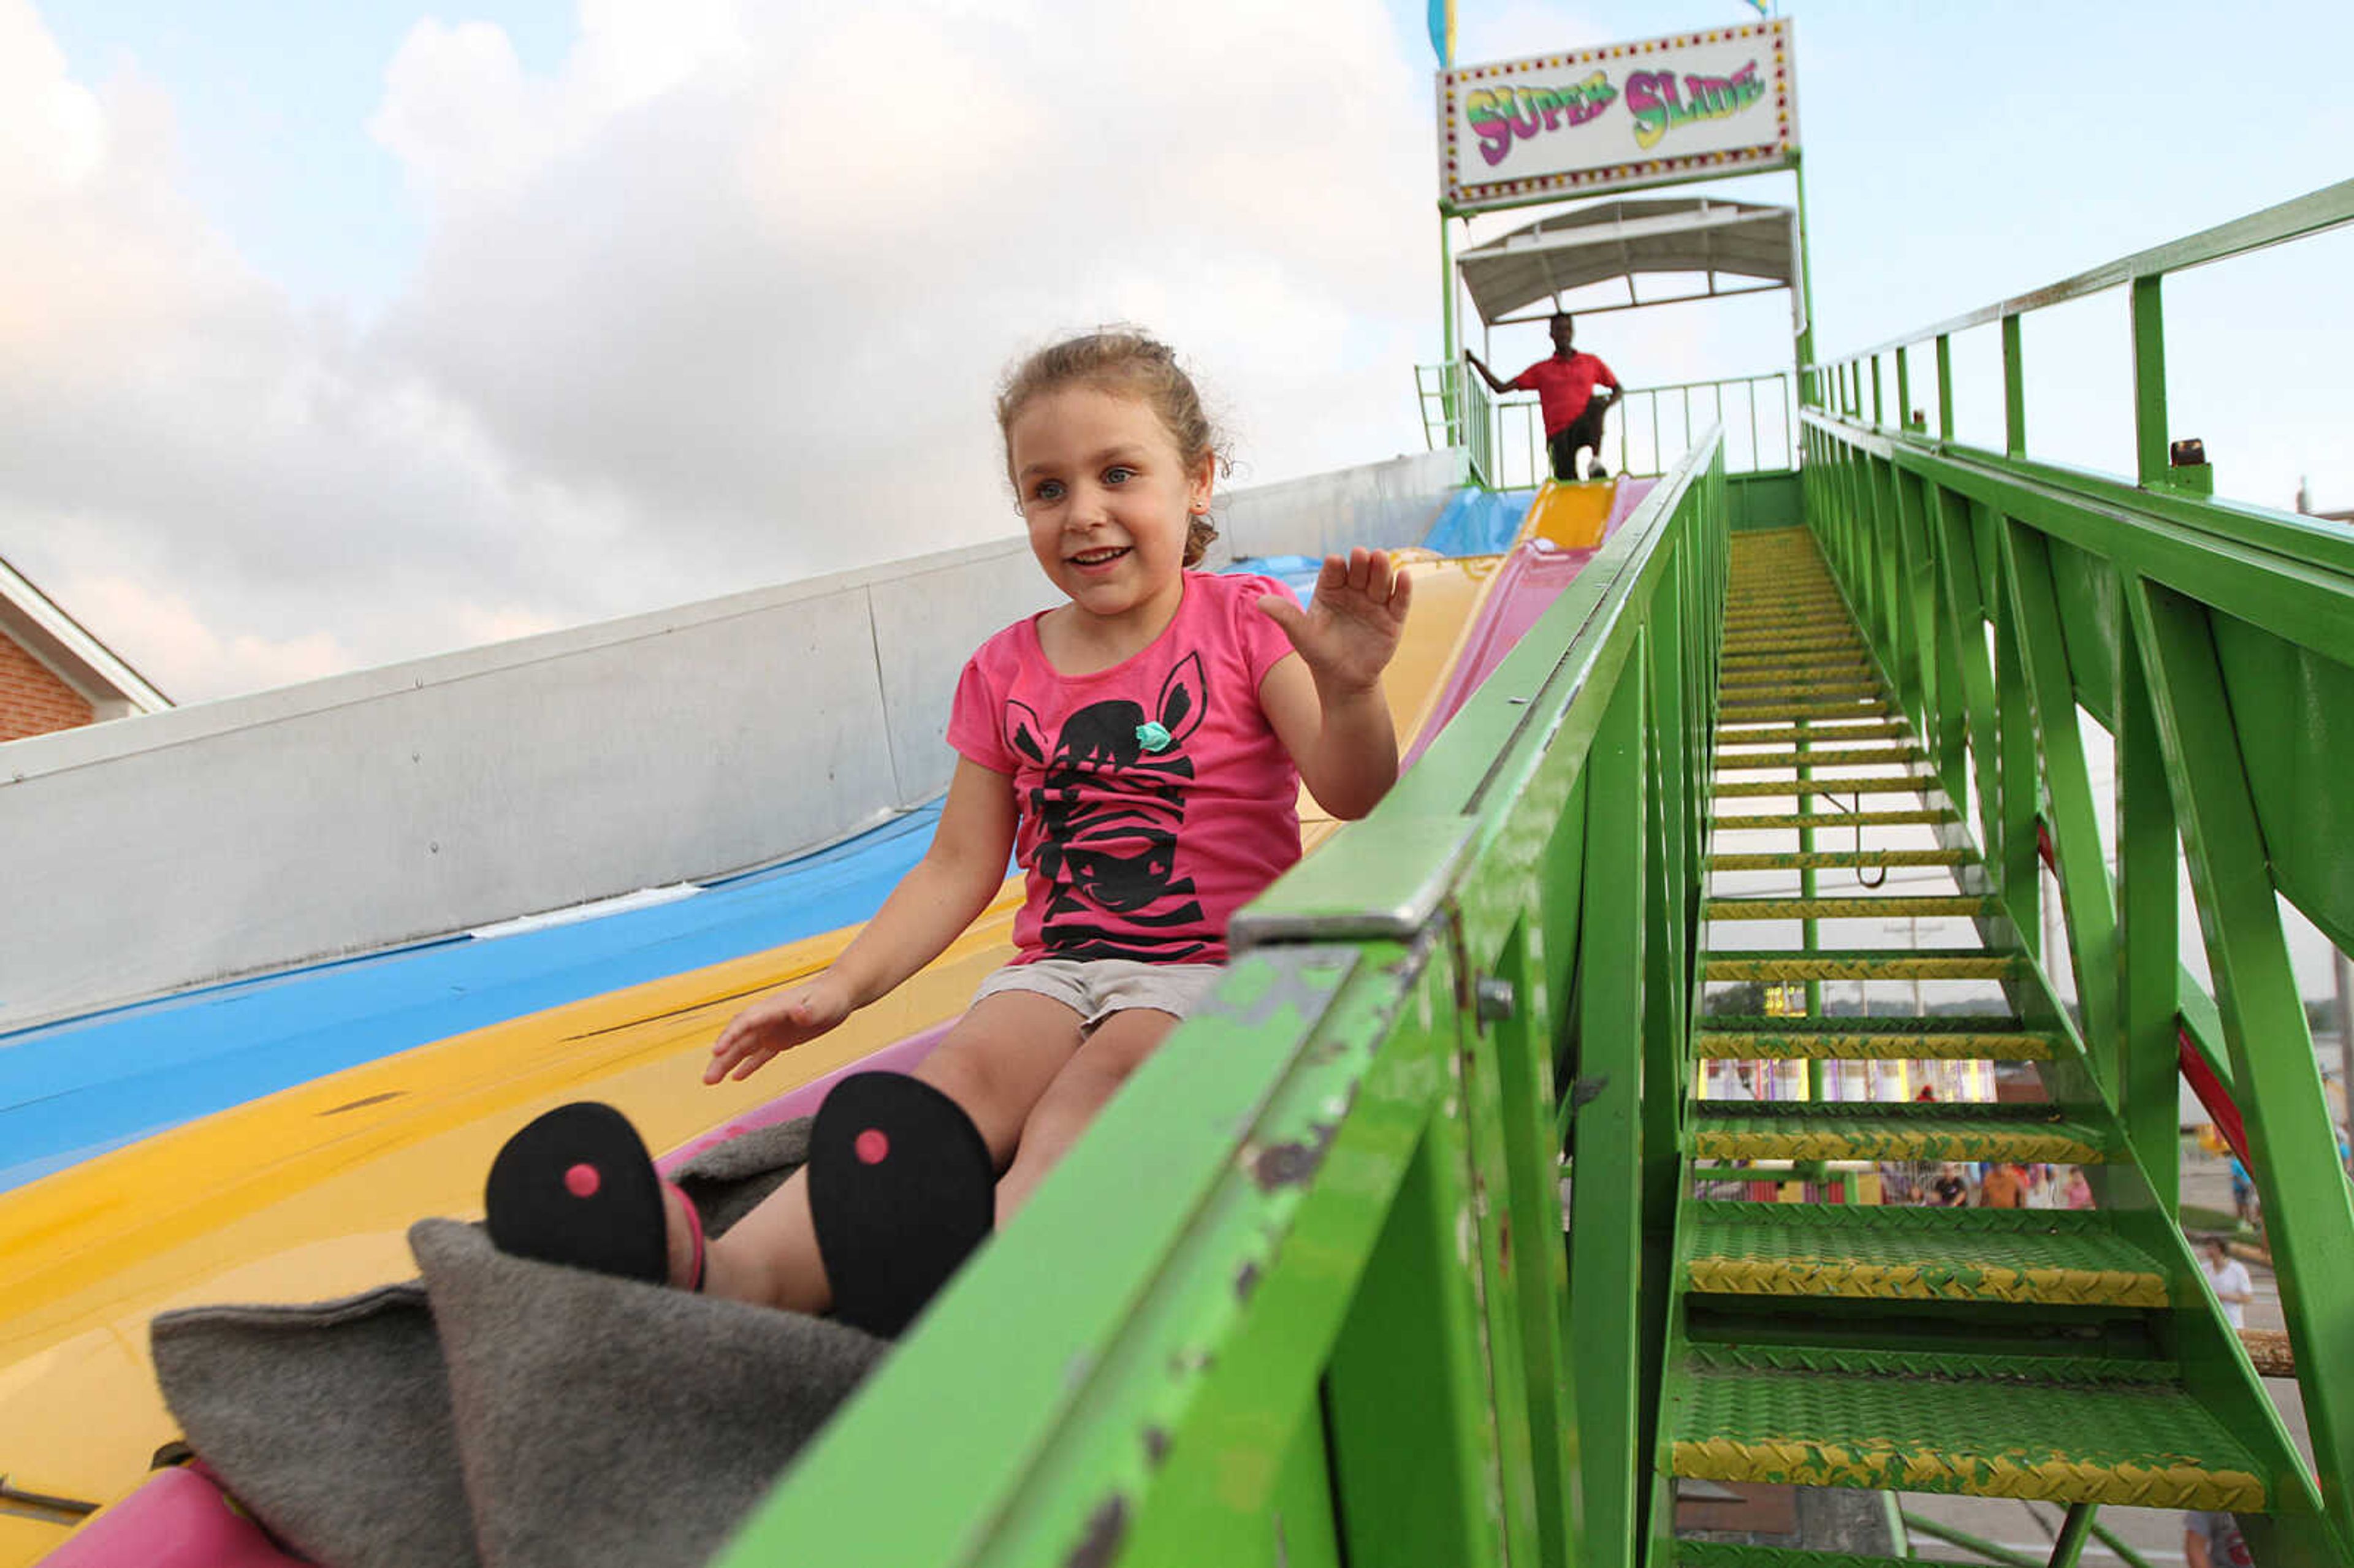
1009, 385, 1214, 633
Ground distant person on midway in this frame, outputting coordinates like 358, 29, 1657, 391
2184, 1508, 2256, 1566
1466, 312, 1621, 482
2201, 1235, 2253, 1329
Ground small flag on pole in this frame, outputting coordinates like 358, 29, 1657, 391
1428, 0, 1455, 66
1743, 0, 1769, 12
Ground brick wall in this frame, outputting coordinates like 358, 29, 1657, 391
0, 628, 95, 742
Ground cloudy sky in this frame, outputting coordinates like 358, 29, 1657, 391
8, 0, 2352, 704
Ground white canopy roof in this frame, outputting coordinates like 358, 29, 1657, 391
1457, 196, 1798, 327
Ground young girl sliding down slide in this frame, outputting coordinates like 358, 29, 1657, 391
484, 330, 1412, 1336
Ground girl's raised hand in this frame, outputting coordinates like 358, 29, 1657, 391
1257, 549, 1413, 693
704, 973, 856, 1084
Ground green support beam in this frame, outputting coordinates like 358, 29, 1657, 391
2130, 577, 2354, 1548
1995, 520, 2122, 1084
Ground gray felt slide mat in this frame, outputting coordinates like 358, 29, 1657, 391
154, 1116, 889, 1568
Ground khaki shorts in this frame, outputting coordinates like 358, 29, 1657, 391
972, 957, 1225, 1034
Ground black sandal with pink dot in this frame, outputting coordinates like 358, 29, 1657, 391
485, 1101, 682, 1286
807, 1071, 994, 1339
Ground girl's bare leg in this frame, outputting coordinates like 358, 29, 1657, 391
688, 989, 1085, 1310
992, 1008, 1179, 1220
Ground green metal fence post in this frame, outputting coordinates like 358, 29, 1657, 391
1936, 334, 1956, 441
2115, 612, 2180, 1210
2130, 275, 2168, 489
1891, 465, 1940, 742
1566, 668, 1650, 1568
1439, 211, 1461, 465
2002, 313, 2027, 459
1449, 923, 1548, 1568
1987, 538, 2043, 961
1482, 915, 1575, 1568
1925, 484, 2003, 850
1440, 210, 1458, 368
1791, 150, 1819, 381
1327, 1059, 1514, 1568
1868, 458, 1906, 700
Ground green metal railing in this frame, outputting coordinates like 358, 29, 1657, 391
1419, 367, 1792, 489
1802, 176, 2354, 1561
718, 427, 1729, 1568
1416, 359, 1497, 487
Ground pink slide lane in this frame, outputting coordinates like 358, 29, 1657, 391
1402, 476, 1655, 771
39, 1464, 308, 1568
657, 1021, 956, 1174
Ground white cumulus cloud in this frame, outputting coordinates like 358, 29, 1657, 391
4, 0, 1438, 704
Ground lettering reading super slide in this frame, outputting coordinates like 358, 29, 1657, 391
1465, 59, 1767, 166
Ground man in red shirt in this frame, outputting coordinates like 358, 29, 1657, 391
1467, 313, 1621, 482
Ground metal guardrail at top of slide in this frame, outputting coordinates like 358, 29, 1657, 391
1800, 175, 2354, 1559
717, 428, 1731, 1568
1419, 363, 1792, 488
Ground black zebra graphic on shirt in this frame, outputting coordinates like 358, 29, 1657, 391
1006, 653, 1209, 961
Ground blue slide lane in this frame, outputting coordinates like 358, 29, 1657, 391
0, 804, 943, 1193
1421, 489, 1535, 556
1224, 557, 1322, 600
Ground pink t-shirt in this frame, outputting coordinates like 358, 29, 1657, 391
947, 571, 1302, 967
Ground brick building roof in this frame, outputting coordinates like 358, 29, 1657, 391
0, 553, 171, 723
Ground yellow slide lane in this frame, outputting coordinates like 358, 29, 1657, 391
0, 552, 1503, 1547
1522, 477, 1617, 550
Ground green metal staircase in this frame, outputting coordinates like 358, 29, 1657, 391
1657, 527, 2312, 1559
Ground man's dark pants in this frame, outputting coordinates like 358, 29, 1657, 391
1547, 403, 1609, 481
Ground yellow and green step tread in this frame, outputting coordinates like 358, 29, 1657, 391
1702, 951, 2026, 983
1683, 1203, 2169, 1307
1722, 607, 1854, 623
1716, 679, 1883, 702
1719, 658, 1877, 680
1718, 701, 1895, 723
1723, 611, 1851, 627
1710, 809, 1953, 830
1720, 640, 1872, 658
1710, 849, 1974, 872
1721, 628, 1859, 644
1667, 1346, 2265, 1510
1715, 746, 1924, 771
1691, 1103, 2106, 1163
1712, 775, 1929, 798
1695, 1013, 2055, 1060
1721, 618, 1861, 635
1714, 722, 1913, 746
1713, 664, 1873, 682
1705, 894, 1995, 919
1721, 639, 1870, 658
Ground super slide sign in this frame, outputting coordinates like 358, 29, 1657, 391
1438, 20, 1796, 213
